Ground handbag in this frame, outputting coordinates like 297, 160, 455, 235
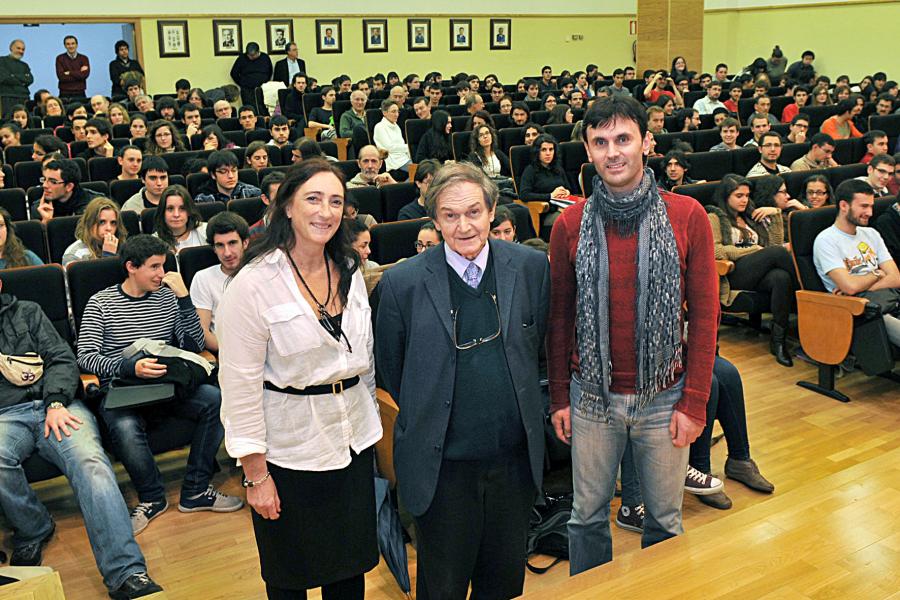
858, 288, 900, 316
0, 352, 43, 387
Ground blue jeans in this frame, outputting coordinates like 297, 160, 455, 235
0, 400, 147, 590
568, 375, 689, 575
99, 383, 224, 503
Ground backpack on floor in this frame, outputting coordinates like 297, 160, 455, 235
525, 492, 572, 574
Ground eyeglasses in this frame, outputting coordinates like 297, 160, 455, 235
414, 241, 437, 251
807, 190, 828, 196
874, 167, 894, 176
215, 167, 238, 176
40, 177, 63, 185
451, 293, 501, 351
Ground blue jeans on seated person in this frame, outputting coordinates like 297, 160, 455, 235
568, 375, 689, 576
98, 383, 224, 503
0, 400, 147, 590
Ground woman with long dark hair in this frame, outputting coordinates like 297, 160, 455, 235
145, 121, 186, 155
466, 124, 509, 178
152, 185, 206, 253
546, 104, 573, 125
707, 174, 797, 366
519, 133, 571, 203
800, 174, 834, 208
217, 158, 380, 600
415, 109, 453, 163
0, 208, 42, 269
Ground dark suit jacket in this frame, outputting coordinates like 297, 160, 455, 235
273, 57, 307, 87
375, 239, 549, 516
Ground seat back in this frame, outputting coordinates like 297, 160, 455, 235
179, 245, 219, 289
0, 188, 29, 221
689, 151, 732, 182
46, 215, 80, 263
109, 178, 144, 206
559, 142, 586, 190
14, 160, 43, 191
88, 157, 122, 182
380, 182, 418, 223
508, 145, 531, 191
788, 206, 839, 292
498, 127, 524, 153
672, 181, 719, 208
451, 131, 471, 162
828, 163, 868, 188
0, 264, 71, 343
12, 220, 48, 263
4, 145, 35, 166
369, 218, 428, 264
227, 197, 266, 225
347, 186, 383, 222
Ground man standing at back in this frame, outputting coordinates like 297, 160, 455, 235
230, 42, 273, 106
376, 162, 549, 599
0, 40, 33, 118
56, 36, 90, 99
548, 95, 718, 574
272, 42, 305, 88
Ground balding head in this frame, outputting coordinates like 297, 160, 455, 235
357, 145, 383, 180
213, 100, 232, 119
9, 39, 24, 59
390, 86, 407, 104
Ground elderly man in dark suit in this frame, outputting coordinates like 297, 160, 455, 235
376, 162, 549, 600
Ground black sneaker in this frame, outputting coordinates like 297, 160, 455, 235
684, 465, 725, 496
10, 521, 55, 566
130, 500, 168, 536
615, 504, 644, 533
108, 572, 163, 599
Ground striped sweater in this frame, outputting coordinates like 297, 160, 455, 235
76, 284, 205, 387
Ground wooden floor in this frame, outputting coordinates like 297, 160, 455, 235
4, 324, 900, 599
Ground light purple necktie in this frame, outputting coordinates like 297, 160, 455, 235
463, 262, 481, 288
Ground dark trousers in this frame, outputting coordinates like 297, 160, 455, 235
728, 245, 797, 328
689, 356, 751, 474
265, 575, 364, 600
0, 96, 27, 118
414, 453, 534, 600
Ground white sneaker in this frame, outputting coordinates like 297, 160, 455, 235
684, 465, 724, 496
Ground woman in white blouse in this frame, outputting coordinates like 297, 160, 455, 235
217, 158, 381, 600
372, 98, 411, 181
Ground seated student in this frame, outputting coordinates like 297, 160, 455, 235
145, 121, 186, 155
673, 107, 700, 132
32, 158, 102, 223
660, 150, 702, 190
266, 115, 292, 150
116, 145, 143, 181
347, 144, 397, 188
412, 95, 432, 120
179, 104, 202, 139
510, 101, 530, 127
0, 122, 21, 150
800, 174, 834, 209
0, 208, 43, 269
397, 159, 440, 221
343, 193, 377, 229
212, 100, 232, 121
746, 131, 791, 177
153, 185, 208, 253
249, 171, 285, 239
688, 356, 775, 510
523, 122, 545, 147
194, 150, 261, 203
244, 140, 270, 172
466, 124, 510, 179
9, 104, 31, 130
308, 85, 337, 139
752, 95, 779, 126
76, 234, 243, 536
753, 175, 807, 232
346, 216, 379, 271
237, 105, 260, 131
854, 153, 895, 198
42, 95, 65, 119
519, 133, 572, 204
190, 212, 249, 353
0, 277, 162, 598
108, 102, 130, 126
547, 104, 574, 125
646, 105, 667, 135
415, 220, 441, 254
819, 98, 863, 140
861, 129, 889, 164
874, 93, 894, 117
790, 133, 837, 172
200, 124, 234, 151
489, 205, 517, 242
122, 156, 170, 213
815, 179, 900, 347
133, 95, 154, 114
32, 134, 69, 162
415, 109, 453, 163
874, 198, 900, 263
780, 85, 809, 124
339, 90, 367, 139
156, 97, 177, 122
693, 81, 726, 115
743, 113, 771, 147
707, 174, 796, 366
373, 99, 412, 180
62, 197, 126, 266
281, 73, 307, 125
78, 118, 115, 160
129, 115, 148, 141
465, 110, 495, 132
91, 94, 110, 117
710, 117, 741, 152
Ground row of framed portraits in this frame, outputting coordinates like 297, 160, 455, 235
156, 18, 512, 58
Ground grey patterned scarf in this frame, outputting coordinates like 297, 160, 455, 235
575, 168, 683, 419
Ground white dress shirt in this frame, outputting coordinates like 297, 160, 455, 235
217, 248, 381, 471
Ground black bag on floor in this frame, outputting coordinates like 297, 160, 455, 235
525, 492, 572, 574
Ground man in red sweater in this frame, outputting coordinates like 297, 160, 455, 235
548, 95, 718, 575
55, 35, 90, 99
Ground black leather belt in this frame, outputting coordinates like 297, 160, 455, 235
264, 376, 360, 396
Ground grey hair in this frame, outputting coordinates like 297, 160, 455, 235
424, 162, 498, 219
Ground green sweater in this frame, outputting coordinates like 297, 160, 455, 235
0, 55, 33, 98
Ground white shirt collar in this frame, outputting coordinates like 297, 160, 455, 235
443, 240, 489, 281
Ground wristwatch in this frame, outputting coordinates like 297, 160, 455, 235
47, 401, 65, 411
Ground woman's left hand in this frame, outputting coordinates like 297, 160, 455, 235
750, 206, 779, 222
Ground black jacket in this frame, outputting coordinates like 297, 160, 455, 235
465, 149, 511, 177
272, 57, 306, 87
0, 294, 79, 411
518, 164, 571, 201
415, 130, 452, 163
29, 186, 101, 221
874, 202, 900, 264
281, 89, 306, 125
230, 53, 273, 90
108, 57, 144, 97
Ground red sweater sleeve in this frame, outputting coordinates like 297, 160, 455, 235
675, 197, 719, 425
547, 204, 580, 413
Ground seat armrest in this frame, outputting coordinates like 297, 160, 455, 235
796, 290, 869, 365
716, 260, 735, 276
199, 350, 217, 364
796, 290, 868, 316
79, 373, 100, 398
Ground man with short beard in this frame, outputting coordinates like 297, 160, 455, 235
0, 40, 33, 118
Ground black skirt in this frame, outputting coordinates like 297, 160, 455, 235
251, 447, 379, 590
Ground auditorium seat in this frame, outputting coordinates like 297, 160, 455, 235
46, 215, 80, 263
13, 219, 49, 263
380, 182, 418, 222
227, 197, 266, 225
178, 244, 219, 289
0, 188, 29, 221
369, 217, 429, 264
110, 178, 143, 206
347, 186, 383, 222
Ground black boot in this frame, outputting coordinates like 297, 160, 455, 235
770, 323, 793, 367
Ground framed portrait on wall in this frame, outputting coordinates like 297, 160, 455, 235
213, 20, 242, 56
266, 19, 294, 55
363, 19, 388, 53
408, 19, 431, 52
490, 19, 511, 50
450, 19, 472, 51
316, 19, 342, 54
157, 20, 189, 58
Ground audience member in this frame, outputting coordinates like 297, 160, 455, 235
861, 129, 889, 164
519, 133, 571, 210
272, 42, 306, 87
708, 174, 796, 366
200, 124, 233, 151
281, 73, 307, 125
510, 102, 530, 126
77, 234, 243, 536
307, 86, 337, 138
129, 115, 148, 140
786, 114, 809, 144
339, 90, 367, 139
790, 133, 837, 171
32, 158, 101, 223
800, 174, 834, 208
346, 217, 379, 272
0, 207, 42, 268
693, 81, 726, 115
249, 171, 285, 238
753, 96, 778, 126
710, 117, 740, 151
414, 220, 441, 253
145, 121, 186, 155
412, 95, 431, 120
267, 115, 292, 149
743, 113, 771, 147
855, 154, 895, 197
489, 205, 517, 242
415, 109, 452, 163
62, 197, 126, 266
523, 122, 545, 146
122, 155, 169, 213
397, 159, 440, 220
747, 132, 791, 177
466, 124, 509, 179
78, 118, 115, 160
660, 150, 700, 190
109, 40, 143, 97
373, 100, 412, 180
814, 179, 900, 348
874, 198, 900, 262
194, 151, 261, 203
781, 85, 808, 123
647, 105, 667, 135
245, 140, 270, 172
55, 36, 90, 98
753, 175, 806, 231
153, 185, 208, 253
230, 42, 273, 105
31, 134, 67, 162
820, 99, 863, 140
347, 145, 397, 189
0, 122, 21, 150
